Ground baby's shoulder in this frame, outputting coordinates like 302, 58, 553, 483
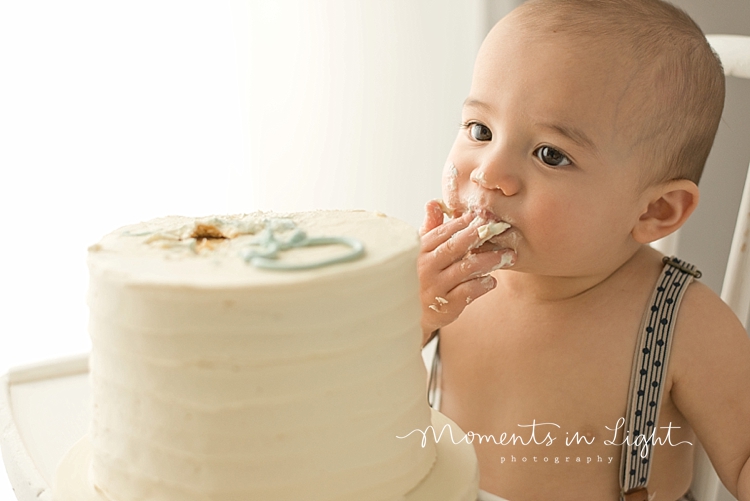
667, 276, 750, 493
678, 278, 736, 324
670, 277, 748, 383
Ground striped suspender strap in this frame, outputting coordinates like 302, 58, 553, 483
619, 256, 701, 501
426, 332, 442, 411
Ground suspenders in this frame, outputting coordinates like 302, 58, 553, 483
424, 256, 700, 501
619, 256, 701, 501
427, 333, 442, 411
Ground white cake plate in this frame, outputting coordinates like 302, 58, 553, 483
0, 353, 90, 501
1, 353, 478, 501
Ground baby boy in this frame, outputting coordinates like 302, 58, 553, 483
418, 1, 750, 500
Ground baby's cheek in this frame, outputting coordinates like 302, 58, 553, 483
441, 160, 461, 206
526, 199, 575, 247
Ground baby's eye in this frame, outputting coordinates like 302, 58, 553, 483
466, 122, 492, 141
534, 146, 571, 167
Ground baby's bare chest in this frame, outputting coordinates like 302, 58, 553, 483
438, 292, 694, 499
440, 298, 643, 428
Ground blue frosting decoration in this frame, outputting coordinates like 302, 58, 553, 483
239, 218, 365, 270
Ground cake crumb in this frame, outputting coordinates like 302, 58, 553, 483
191, 224, 227, 240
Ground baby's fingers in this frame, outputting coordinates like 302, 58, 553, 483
427, 274, 497, 314
452, 274, 497, 306
427, 216, 509, 272
419, 200, 446, 237
421, 211, 474, 255
447, 248, 516, 284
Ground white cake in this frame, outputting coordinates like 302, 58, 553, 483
53, 210, 478, 501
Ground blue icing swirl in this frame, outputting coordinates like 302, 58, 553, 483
239, 218, 365, 271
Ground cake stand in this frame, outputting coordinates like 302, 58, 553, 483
0, 354, 89, 501
1, 352, 478, 501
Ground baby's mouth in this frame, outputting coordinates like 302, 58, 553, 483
437, 200, 512, 249
469, 216, 510, 250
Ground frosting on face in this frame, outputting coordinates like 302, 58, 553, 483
445, 162, 459, 193
475, 220, 510, 241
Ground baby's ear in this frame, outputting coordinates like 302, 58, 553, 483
631, 179, 700, 244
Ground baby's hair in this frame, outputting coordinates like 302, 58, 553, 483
514, 0, 725, 186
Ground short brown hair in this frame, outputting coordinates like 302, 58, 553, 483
514, 0, 725, 185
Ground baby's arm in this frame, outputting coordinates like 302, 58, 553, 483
417, 200, 515, 346
670, 281, 750, 500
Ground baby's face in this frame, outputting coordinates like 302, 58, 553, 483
444, 16, 652, 277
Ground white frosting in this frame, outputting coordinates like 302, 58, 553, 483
65, 210, 443, 501
475, 221, 510, 243
435, 199, 455, 218
466, 218, 511, 252
445, 163, 458, 192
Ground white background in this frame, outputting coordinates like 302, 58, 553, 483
0, 2, 243, 497
0, 2, 244, 366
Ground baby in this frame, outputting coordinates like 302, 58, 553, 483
418, 1, 750, 500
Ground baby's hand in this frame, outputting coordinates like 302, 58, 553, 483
418, 200, 516, 346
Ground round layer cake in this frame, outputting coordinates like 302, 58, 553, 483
53, 210, 478, 501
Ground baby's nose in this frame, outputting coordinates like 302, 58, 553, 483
470, 164, 520, 196
470, 170, 491, 187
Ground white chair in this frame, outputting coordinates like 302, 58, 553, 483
709, 35, 750, 330
653, 34, 750, 501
